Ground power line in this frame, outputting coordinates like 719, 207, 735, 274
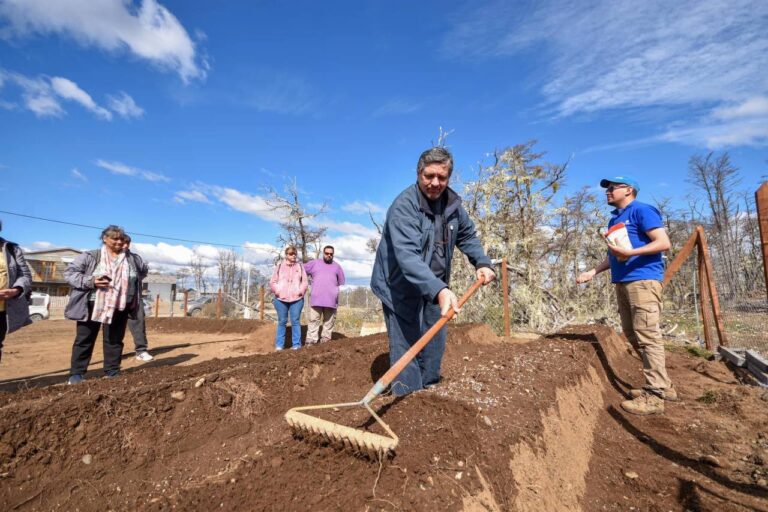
0, 209, 243, 249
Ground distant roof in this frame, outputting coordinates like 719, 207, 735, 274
144, 274, 177, 284
25, 247, 83, 256
25, 248, 83, 262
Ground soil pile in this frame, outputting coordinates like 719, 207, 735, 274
146, 317, 271, 335
0, 323, 766, 511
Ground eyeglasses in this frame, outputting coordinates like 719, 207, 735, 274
286, 252, 296, 256
606, 184, 630, 192
324, 252, 334, 256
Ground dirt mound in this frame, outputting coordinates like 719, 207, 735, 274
448, 322, 501, 345
146, 317, 271, 335
1, 323, 766, 511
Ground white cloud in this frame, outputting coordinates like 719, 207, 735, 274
372, 98, 422, 118
711, 96, 768, 121
245, 73, 314, 115
71, 168, 87, 182
444, 0, 768, 148
30, 241, 54, 250
588, 97, 768, 150
127, 224, 377, 283
318, 234, 376, 281
242, 242, 280, 265
174, 190, 210, 204
0, 70, 63, 117
50, 76, 112, 120
0, 0, 206, 83
95, 159, 171, 182
310, 218, 379, 239
130, 240, 282, 280
25, 89, 63, 117
0, 68, 141, 121
132, 242, 206, 267
107, 91, 144, 119
660, 117, 768, 149
341, 200, 385, 215
210, 186, 285, 222
335, 258, 374, 281
323, 235, 375, 262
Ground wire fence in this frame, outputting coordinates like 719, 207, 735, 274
708, 249, 768, 355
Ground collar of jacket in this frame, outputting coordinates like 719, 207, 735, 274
415, 183, 462, 218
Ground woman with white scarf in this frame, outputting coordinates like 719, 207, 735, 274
64, 225, 146, 384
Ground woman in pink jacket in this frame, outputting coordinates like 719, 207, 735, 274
269, 246, 308, 350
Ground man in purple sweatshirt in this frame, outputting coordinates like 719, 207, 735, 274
304, 245, 345, 344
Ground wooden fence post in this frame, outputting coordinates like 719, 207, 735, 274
756, 182, 768, 303
183, 290, 188, 317
663, 229, 700, 287
696, 226, 729, 347
697, 244, 714, 351
501, 258, 510, 337
154, 294, 160, 319
217, 289, 222, 319
259, 286, 265, 322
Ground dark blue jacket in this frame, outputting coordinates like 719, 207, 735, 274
371, 184, 491, 311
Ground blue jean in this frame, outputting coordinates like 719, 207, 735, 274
273, 297, 304, 349
383, 299, 447, 396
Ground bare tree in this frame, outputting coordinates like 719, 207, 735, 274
688, 152, 740, 238
266, 178, 327, 262
189, 250, 208, 294
453, 141, 577, 332
431, 126, 454, 148
216, 249, 241, 295
687, 151, 752, 297
366, 209, 383, 254
176, 267, 192, 290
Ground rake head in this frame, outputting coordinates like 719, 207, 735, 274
285, 402, 398, 458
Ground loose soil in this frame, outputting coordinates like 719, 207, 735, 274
0, 320, 766, 511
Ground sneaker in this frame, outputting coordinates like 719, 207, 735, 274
67, 374, 84, 385
135, 351, 154, 362
621, 391, 664, 416
291, 346, 301, 350
105, 370, 120, 379
275, 346, 284, 351
630, 385, 678, 401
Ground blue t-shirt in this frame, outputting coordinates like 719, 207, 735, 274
608, 200, 665, 283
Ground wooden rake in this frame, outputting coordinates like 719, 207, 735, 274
284, 279, 484, 457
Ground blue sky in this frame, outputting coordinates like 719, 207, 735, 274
0, 0, 766, 284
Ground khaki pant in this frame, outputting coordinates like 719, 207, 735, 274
615, 280, 672, 391
307, 306, 337, 344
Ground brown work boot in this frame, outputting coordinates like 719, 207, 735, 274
621, 391, 664, 416
629, 385, 678, 401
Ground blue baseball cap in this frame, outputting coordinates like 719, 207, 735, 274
600, 175, 639, 192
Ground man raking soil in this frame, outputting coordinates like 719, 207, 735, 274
285, 147, 495, 455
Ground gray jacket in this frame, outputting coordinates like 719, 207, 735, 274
1, 238, 32, 334
64, 249, 147, 322
370, 184, 491, 311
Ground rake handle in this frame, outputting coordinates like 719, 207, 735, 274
362, 278, 484, 404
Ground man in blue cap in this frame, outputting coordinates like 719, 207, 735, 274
576, 175, 676, 415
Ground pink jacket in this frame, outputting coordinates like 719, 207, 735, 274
270, 260, 308, 302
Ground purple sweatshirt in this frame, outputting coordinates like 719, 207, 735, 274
304, 259, 345, 309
